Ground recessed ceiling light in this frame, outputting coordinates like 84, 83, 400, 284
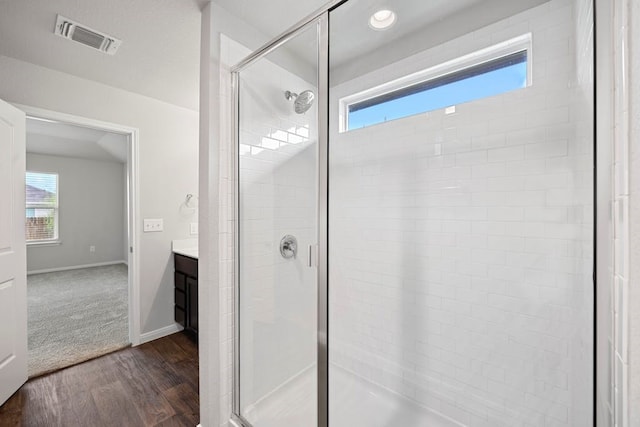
369, 9, 396, 30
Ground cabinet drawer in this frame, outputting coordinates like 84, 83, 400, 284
175, 254, 198, 278
175, 288, 186, 309
174, 306, 185, 327
174, 272, 186, 292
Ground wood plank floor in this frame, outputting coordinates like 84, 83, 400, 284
0, 333, 199, 427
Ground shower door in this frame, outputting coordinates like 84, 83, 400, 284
234, 19, 321, 427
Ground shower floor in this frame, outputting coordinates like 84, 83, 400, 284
242, 365, 459, 427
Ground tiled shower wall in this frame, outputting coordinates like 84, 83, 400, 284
328, 1, 593, 426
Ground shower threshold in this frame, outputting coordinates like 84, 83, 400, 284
241, 364, 461, 427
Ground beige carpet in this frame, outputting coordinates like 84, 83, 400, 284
27, 264, 129, 377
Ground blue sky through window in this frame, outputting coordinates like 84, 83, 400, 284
26, 172, 57, 193
348, 60, 527, 131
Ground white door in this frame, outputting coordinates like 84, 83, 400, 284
0, 99, 27, 405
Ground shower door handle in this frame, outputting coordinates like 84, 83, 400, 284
308, 244, 318, 268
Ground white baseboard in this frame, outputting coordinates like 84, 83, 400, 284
27, 260, 128, 275
138, 323, 183, 345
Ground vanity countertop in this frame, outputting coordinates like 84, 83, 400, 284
172, 238, 198, 259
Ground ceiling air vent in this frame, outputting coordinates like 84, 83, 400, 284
54, 15, 122, 55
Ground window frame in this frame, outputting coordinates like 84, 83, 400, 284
25, 170, 60, 245
338, 33, 533, 133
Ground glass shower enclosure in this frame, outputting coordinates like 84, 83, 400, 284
234, 19, 322, 427
232, 0, 594, 426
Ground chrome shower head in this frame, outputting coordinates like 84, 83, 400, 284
284, 89, 315, 114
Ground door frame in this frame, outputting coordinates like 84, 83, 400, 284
15, 104, 142, 346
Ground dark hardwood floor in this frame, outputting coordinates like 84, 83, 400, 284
0, 333, 199, 427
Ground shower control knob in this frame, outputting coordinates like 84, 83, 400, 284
280, 235, 298, 259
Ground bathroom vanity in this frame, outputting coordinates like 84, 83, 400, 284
172, 239, 198, 341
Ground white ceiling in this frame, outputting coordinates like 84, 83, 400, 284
330, 0, 548, 83
0, 0, 207, 111
216, 0, 488, 68
212, 0, 327, 42
0, 0, 549, 112
330, 0, 487, 67
213, 0, 548, 83
26, 118, 128, 163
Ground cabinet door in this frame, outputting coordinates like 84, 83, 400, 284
174, 271, 186, 327
174, 271, 186, 292
175, 306, 186, 327
187, 277, 198, 333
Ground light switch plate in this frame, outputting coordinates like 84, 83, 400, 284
190, 222, 198, 235
143, 218, 163, 232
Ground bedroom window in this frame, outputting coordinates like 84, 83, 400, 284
339, 33, 532, 132
26, 171, 59, 243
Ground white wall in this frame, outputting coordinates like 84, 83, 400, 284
0, 54, 199, 338
26, 153, 126, 272
328, 1, 593, 426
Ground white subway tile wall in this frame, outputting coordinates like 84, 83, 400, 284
328, 1, 593, 426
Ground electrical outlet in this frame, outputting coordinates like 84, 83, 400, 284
89, 245, 95, 253
143, 218, 163, 232
190, 222, 198, 235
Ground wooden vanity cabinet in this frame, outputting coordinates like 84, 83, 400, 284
174, 254, 198, 340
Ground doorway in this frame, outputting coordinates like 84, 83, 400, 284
20, 106, 140, 377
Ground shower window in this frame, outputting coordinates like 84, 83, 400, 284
339, 33, 531, 132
